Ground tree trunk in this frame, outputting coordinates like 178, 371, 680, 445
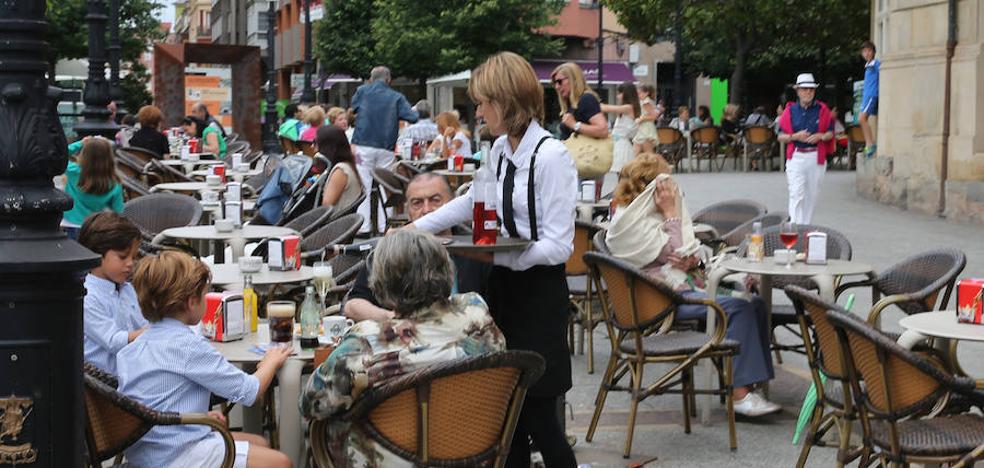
730, 30, 749, 108
418, 77, 427, 103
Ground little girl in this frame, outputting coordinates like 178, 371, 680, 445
62, 136, 124, 239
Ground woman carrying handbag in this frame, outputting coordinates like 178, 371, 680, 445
553, 62, 611, 195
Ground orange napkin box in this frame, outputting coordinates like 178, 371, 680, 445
957, 278, 984, 325
202, 292, 246, 341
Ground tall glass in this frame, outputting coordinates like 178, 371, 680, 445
312, 262, 335, 309
267, 301, 296, 344
779, 222, 798, 268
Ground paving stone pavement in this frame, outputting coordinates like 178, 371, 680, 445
567, 170, 983, 467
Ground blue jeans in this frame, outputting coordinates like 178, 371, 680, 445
677, 291, 775, 388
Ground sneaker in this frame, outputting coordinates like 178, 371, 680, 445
733, 392, 782, 417
864, 144, 877, 158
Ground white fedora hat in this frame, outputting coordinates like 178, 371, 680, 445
795, 73, 818, 89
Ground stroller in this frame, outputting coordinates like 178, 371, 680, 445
254, 154, 322, 225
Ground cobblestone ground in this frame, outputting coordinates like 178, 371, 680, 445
569, 169, 984, 467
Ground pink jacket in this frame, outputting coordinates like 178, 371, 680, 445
778, 101, 835, 165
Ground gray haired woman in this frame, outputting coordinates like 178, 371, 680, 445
301, 230, 505, 466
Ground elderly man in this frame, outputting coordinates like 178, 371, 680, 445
343, 172, 490, 322
191, 102, 227, 138
350, 66, 419, 232
777, 73, 835, 224
402, 100, 439, 144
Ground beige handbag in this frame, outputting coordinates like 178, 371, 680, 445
564, 133, 613, 179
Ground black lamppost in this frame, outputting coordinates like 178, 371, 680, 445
0, 2, 101, 466
596, 0, 603, 91
76, 0, 119, 139
107, 0, 126, 123
672, 5, 685, 108
263, 1, 281, 153
300, 0, 315, 103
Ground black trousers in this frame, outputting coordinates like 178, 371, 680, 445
506, 395, 577, 468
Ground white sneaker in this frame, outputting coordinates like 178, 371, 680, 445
733, 392, 782, 417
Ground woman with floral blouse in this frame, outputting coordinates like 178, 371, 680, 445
300, 230, 505, 466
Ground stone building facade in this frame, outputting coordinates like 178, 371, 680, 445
857, 0, 984, 222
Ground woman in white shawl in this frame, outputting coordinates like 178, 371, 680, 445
606, 153, 780, 417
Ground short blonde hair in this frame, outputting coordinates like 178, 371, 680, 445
724, 103, 740, 120
133, 251, 211, 322
326, 106, 346, 124
613, 152, 674, 207
468, 51, 543, 139
434, 111, 461, 132
552, 62, 598, 115
302, 105, 325, 126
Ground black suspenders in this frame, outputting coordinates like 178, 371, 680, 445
496, 136, 550, 242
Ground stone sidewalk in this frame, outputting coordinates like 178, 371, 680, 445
569, 170, 984, 467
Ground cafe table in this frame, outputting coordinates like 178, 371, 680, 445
158, 159, 225, 172
190, 167, 262, 180
433, 169, 474, 190
440, 235, 530, 254
897, 311, 984, 382
150, 181, 223, 194
156, 225, 297, 263
209, 263, 313, 288
210, 323, 313, 467
698, 256, 873, 423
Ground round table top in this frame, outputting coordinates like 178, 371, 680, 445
209, 323, 314, 363
159, 159, 224, 167
899, 311, 984, 343
153, 182, 223, 192
160, 225, 297, 241
201, 200, 257, 212
441, 235, 530, 253
433, 169, 475, 177
715, 257, 873, 277
209, 263, 313, 287
190, 168, 262, 178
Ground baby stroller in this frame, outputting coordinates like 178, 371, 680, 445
253, 154, 315, 225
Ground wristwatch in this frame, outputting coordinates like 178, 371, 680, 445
573, 122, 582, 134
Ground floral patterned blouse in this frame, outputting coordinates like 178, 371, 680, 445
300, 292, 506, 467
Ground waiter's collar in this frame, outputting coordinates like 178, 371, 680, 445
502, 120, 549, 166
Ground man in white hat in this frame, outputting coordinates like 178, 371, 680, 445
776, 73, 836, 224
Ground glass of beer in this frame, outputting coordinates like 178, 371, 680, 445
267, 301, 296, 344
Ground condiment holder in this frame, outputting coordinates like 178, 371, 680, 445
206, 174, 222, 186
773, 249, 796, 265
214, 218, 235, 232
201, 190, 220, 204
238, 256, 263, 273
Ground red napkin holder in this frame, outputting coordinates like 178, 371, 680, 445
268, 235, 301, 271
957, 278, 984, 325
202, 292, 246, 342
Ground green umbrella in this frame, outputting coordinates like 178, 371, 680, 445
792, 294, 855, 445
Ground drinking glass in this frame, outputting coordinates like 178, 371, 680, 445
267, 301, 296, 344
312, 262, 335, 310
779, 222, 798, 268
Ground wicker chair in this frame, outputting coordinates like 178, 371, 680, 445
228, 140, 250, 155
566, 221, 604, 374
83, 363, 235, 468
592, 229, 610, 254
282, 205, 334, 237
370, 167, 409, 235
845, 125, 865, 171
828, 308, 984, 468
736, 224, 853, 363
309, 351, 544, 468
119, 146, 159, 164
583, 252, 738, 458
742, 125, 779, 171
115, 149, 158, 186
146, 158, 195, 184
117, 170, 152, 200
123, 193, 203, 242
692, 199, 768, 238
299, 214, 364, 262
327, 192, 366, 223
655, 127, 687, 171
836, 248, 966, 326
784, 286, 866, 467
690, 126, 723, 172
715, 211, 788, 253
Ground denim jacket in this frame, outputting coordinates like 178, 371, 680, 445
350, 81, 418, 150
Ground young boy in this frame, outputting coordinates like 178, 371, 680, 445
860, 40, 880, 157
118, 251, 293, 468
78, 212, 148, 374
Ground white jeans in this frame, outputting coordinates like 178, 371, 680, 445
168, 435, 249, 468
786, 149, 825, 224
353, 145, 395, 233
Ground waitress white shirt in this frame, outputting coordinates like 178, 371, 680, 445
414, 120, 577, 271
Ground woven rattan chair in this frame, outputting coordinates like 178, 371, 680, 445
716, 211, 788, 254
115, 149, 160, 186
784, 286, 867, 467
146, 158, 195, 184
370, 167, 409, 235
692, 199, 767, 238
228, 140, 250, 155
83, 363, 235, 468
253, 206, 335, 259
327, 192, 366, 223
567, 221, 604, 374
123, 193, 203, 242
655, 126, 687, 171
119, 146, 159, 164
742, 125, 779, 171
309, 351, 544, 468
846, 125, 865, 171
836, 248, 966, 327
735, 224, 853, 363
690, 126, 723, 172
117, 170, 152, 200
583, 252, 738, 458
592, 229, 610, 254
299, 213, 363, 262
828, 308, 984, 468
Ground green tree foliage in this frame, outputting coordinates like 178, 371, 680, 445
314, 0, 376, 79
121, 61, 154, 113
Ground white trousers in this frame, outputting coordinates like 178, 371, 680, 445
353, 145, 395, 233
786, 150, 825, 224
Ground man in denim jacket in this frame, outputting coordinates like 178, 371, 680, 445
351, 66, 419, 232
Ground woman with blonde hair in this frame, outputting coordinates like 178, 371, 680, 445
632, 83, 661, 153
298, 105, 326, 148
427, 111, 472, 159
552, 62, 608, 140
607, 153, 779, 417
411, 51, 578, 467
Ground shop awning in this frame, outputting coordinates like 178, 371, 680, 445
426, 70, 471, 86
532, 60, 634, 85
316, 73, 361, 90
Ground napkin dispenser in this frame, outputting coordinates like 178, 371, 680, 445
268, 235, 301, 271
806, 231, 828, 265
224, 200, 243, 228
957, 278, 984, 325
202, 292, 246, 342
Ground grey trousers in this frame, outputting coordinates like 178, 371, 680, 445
677, 291, 775, 388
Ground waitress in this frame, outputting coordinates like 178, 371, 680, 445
410, 52, 578, 468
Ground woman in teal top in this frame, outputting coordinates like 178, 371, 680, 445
62, 137, 124, 239
182, 116, 227, 159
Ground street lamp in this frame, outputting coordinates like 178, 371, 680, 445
596, 0, 603, 91
0, 2, 101, 466
76, 0, 119, 139
107, 0, 127, 123
300, 0, 316, 104
263, 1, 281, 153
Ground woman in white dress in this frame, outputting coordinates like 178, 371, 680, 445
632, 83, 661, 154
601, 82, 640, 174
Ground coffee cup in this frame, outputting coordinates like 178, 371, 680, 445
206, 174, 222, 186
463, 163, 476, 172
214, 218, 234, 232
322, 316, 354, 340
201, 190, 219, 203
238, 256, 262, 273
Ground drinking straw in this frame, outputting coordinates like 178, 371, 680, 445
792, 293, 855, 445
